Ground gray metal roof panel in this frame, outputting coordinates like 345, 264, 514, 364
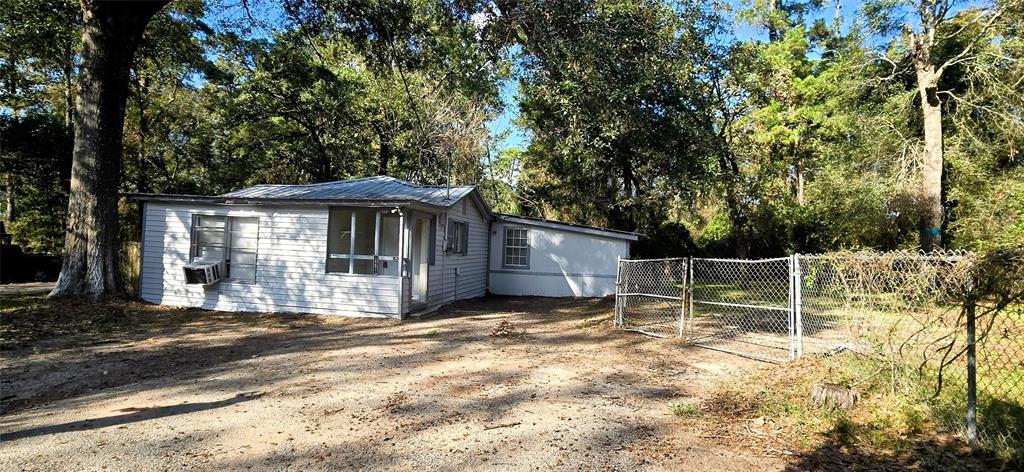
495, 212, 641, 241
220, 176, 476, 207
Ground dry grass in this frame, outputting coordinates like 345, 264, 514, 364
696, 352, 1016, 470
0, 293, 311, 351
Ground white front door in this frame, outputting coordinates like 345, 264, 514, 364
409, 217, 429, 304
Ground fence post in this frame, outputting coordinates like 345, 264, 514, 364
686, 256, 694, 343
793, 254, 803, 359
966, 275, 978, 447
614, 256, 623, 328
787, 255, 795, 360
678, 292, 686, 338
678, 258, 688, 338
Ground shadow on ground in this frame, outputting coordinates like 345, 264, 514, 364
783, 434, 1012, 472
3, 392, 262, 441
0, 294, 643, 415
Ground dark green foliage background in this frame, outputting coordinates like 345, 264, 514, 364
1, 0, 1021, 256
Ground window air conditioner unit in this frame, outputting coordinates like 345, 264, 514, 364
183, 257, 226, 285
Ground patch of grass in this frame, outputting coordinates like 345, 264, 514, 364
0, 294, 48, 311
0, 292, 324, 351
669, 402, 699, 416
705, 353, 1019, 468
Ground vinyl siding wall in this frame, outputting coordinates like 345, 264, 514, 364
425, 197, 489, 311
488, 221, 630, 297
139, 202, 401, 317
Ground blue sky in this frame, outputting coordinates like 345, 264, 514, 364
489, 77, 529, 153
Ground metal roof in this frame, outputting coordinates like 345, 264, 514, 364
126, 177, 643, 240
495, 213, 641, 241
220, 176, 476, 207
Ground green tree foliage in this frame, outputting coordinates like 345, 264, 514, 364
0, 113, 72, 253
935, 4, 1024, 249
859, 0, 1024, 251
679, 0, 1022, 256
709, 7, 927, 255
278, 0, 509, 183
1, 0, 1021, 258
506, 0, 720, 248
480, 147, 521, 214
0, 0, 78, 254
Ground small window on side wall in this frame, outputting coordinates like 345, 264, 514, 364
503, 228, 528, 268
189, 215, 259, 283
448, 220, 468, 255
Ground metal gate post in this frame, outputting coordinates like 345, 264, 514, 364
686, 256, 694, 343
788, 255, 796, 360
966, 263, 978, 447
614, 256, 623, 328
967, 297, 977, 446
677, 300, 685, 337
677, 258, 688, 338
793, 254, 803, 359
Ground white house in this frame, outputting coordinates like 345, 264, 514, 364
130, 176, 638, 319
489, 213, 637, 297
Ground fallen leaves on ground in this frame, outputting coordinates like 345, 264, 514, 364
489, 319, 525, 338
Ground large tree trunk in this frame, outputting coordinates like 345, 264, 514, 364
50, 0, 168, 298
64, 70, 75, 130
4, 174, 14, 222
916, 66, 944, 251
717, 151, 750, 258
767, 0, 780, 42
377, 130, 391, 175
63, 45, 76, 132
136, 76, 150, 192
794, 138, 805, 206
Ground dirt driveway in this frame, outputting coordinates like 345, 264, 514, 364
1, 296, 785, 471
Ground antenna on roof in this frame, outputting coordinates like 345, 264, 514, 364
445, 148, 452, 202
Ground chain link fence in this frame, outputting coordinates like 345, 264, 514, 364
797, 251, 974, 357
967, 250, 1024, 453
615, 249, 1024, 454
688, 257, 793, 362
614, 258, 686, 337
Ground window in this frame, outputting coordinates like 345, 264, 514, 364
503, 228, 529, 268
228, 218, 259, 282
326, 207, 400, 275
191, 215, 226, 262
189, 215, 259, 282
448, 220, 468, 255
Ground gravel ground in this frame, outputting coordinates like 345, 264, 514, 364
1, 295, 784, 471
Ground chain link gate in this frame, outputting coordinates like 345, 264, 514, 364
615, 257, 794, 360
687, 257, 795, 362
614, 258, 687, 337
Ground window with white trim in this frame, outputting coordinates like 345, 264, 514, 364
503, 228, 529, 268
189, 215, 259, 282
326, 207, 400, 275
